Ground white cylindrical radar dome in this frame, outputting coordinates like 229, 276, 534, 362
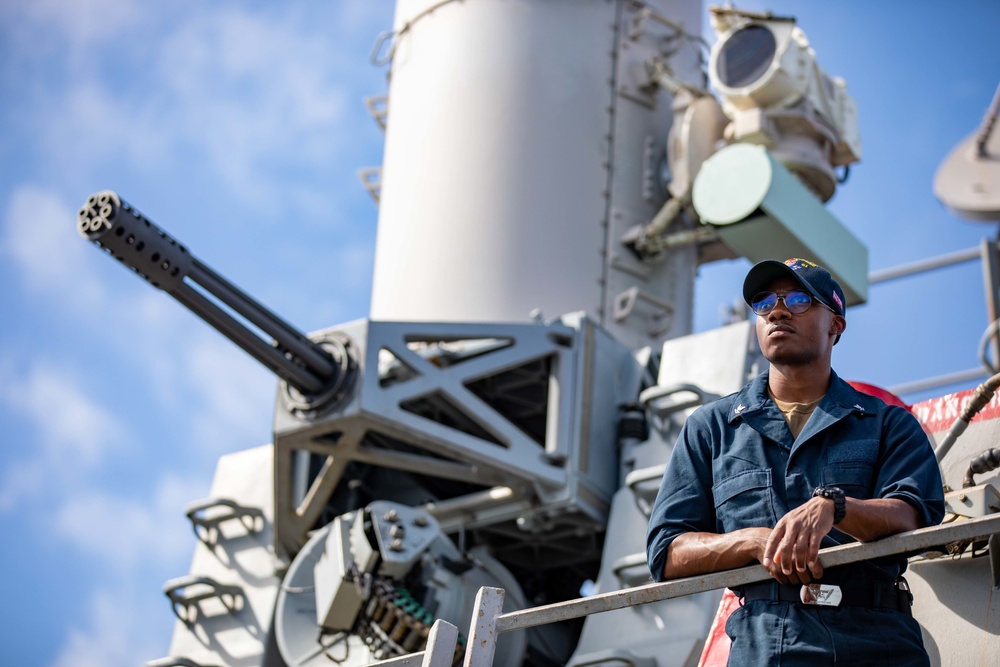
371, 0, 703, 348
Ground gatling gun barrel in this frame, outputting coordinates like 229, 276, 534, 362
76, 190, 351, 401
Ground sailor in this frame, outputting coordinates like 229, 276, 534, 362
646, 258, 944, 665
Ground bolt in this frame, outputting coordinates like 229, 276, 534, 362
390, 524, 406, 538
958, 493, 968, 502
413, 515, 429, 527
390, 538, 405, 552
383, 509, 400, 523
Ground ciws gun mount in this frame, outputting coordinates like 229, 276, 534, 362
76, 191, 355, 411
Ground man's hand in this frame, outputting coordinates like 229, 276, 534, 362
762, 496, 834, 584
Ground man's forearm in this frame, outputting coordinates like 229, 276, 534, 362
837, 497, 920, 542
662, 527, 771, 580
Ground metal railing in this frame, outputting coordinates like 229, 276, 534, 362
373, 513, 1000, 667
874, 239, 1000, 397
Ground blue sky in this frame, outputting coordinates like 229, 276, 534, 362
0, 1, 997, 665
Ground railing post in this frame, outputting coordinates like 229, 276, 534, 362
462, 586, 505, 667
980, 236, 1000, 368
422, 619, 460, 667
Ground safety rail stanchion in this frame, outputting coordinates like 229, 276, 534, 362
423, 619, 460, 667
463, 586, 505, 667
461, 513, 1000, 664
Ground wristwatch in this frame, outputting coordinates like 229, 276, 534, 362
812, 486, 846, 524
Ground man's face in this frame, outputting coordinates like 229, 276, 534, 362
754, 276, 845, 367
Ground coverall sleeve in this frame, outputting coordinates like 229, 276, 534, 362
875, 406, 945, 529
646, 412, 717, 582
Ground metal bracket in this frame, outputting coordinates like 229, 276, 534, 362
365, 95, 389, 131
163, 575, 244, 623
358, 167, 382, 203
639, 383, 718, 418
624, 463, 666, 518
185, 497, 264, 547
943, 483, 1000, 519
610, 552, 652, 588
612, 286, 674, 336
626, 4, 689, 43
370, 30, 397, 66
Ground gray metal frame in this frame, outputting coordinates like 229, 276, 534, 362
271, 315, 641, 561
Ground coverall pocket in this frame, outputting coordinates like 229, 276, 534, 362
712, 469, 777, 532
823, 462, 875, 499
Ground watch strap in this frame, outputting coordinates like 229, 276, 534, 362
813, 486, 846, 524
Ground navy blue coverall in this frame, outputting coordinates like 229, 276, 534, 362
646, 370, 945, 666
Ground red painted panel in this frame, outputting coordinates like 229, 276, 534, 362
911, 388, 1000, 434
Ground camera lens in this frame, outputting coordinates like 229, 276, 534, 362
716, 25, 776, 88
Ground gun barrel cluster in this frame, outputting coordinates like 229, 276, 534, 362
77, 191, 338, 395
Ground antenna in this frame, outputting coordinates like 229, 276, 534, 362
934, 83, 1000, 222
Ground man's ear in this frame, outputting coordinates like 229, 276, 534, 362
831, 315, 846, 337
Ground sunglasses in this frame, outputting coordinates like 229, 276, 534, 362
750, 290, 833, 316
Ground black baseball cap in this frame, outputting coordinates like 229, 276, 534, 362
743, 258, 846, 318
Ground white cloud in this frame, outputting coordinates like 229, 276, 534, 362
182, 329, 275, 457
1, 185, 105, 307
0, 360, 128, 511
49, 586, 166, 667
7, 0, 142, 47
0, 460, 47, 516
8, 2, 369, 217
150, 7, 351, 205
334, 0, 396, 34
54, 473, 203, 571
0, 0, 144, 72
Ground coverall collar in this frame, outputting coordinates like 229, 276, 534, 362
727, 369, 875, 449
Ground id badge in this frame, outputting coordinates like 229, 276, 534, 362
800, 583, 843, 606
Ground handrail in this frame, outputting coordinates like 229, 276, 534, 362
868, 244, 983, 284
458, 513, 1000, 664
872, 239, 1000, 398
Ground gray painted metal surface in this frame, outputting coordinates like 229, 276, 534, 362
370, 0, 702, 350
158, 445, 283, 667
